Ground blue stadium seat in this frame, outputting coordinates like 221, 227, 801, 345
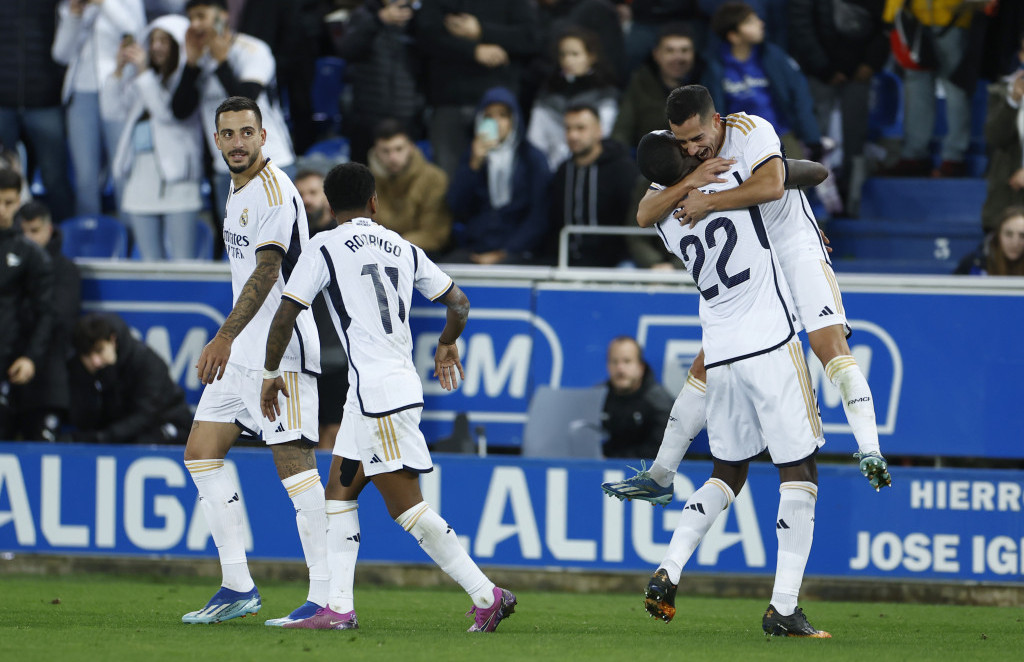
311, 56, 346, 133
827, 218, 981, 264
194, 218, 214, 260
868, 69, 904, 141
416, 139, 434, 163
858, 177, 987, 224
305, 136, 350, 163
61, 215, 129, 259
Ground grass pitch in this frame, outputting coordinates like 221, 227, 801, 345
1, 573, 1021, 661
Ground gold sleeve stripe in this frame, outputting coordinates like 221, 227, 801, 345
258, 171, 278, 207
387, 416, 401, 460
781, 482, 819, 498
327, 506, 359, 516
286, 473, 321, 498
429, 278, 454, 302
283, 293, 311, 307
258, 169, 283, 206
788, 342, 822, 439
706, 478, 734, 504
725, 120, 750, 137
257, 239, 287, 250
727, 113, 756, 131
402, 503, 430, 532
820, 261, 845, 315
751, 153, 782, 170
685, 372, 707, 393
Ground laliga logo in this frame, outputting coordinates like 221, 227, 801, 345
637, 315, 903, 436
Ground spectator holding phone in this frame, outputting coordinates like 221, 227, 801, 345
52, 0, 146, 216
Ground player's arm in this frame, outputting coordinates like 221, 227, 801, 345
434, 283, 470, 391
636, 157, 735, 228
676, 157, 785, 227
196, 248, 283, 384
785, 159, 828, 189
260, 298, 303, 421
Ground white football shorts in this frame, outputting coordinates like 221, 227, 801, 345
334, 403, 433, 477
705, 339, 825, 466
781, 258, 848, 335
194, 362, 319, 445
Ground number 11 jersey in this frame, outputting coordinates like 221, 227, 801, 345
282, 217, 454, 417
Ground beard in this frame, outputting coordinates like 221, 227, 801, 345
222, 149, 259, 174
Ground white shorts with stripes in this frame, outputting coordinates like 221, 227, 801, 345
334, 403, 433, 477
782, 258, 848, 335
194, 362, 319, 445
706, 339, 825, 466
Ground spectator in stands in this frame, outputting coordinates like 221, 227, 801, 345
954, 205, 1024, 276
68, 313, 192, 444
16, 201, 81, 442
106, 14, 204, 260
0, 1, 76, 222
445, 87, 551, 265
172, 0, 294, 217
982, 35, 1024, 233
369, 119, 453, 256
0, 170, 55, 441
601, 336, 674, 459
534, 0, 626, 86
335, 0, 424, 165
881, 0, 978, 178
612, 23, 707, 151
527, 27, 619, 171
0, 151, 34, 205
621, 1, 705, 73
416, 0, 540, 178
698, 0, 789, 48
546, 105, 636, 267
52, 0, 147, 217
787, 0, 887, 216
295, 169, 335, 235
705, 2, 821, 161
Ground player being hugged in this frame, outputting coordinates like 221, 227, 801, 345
260, 163, 517, 632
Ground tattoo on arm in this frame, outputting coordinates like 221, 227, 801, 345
219, 250, 283, 341
265, 300, 303, 370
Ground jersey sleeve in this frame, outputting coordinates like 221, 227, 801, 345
282, 243, 329, 309
412, 246, 454, 302
253, 170, 296, 255
729, 114, 783, 175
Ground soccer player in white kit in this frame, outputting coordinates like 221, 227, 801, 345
639, 134, 831, 637
259, 163, 517, 632
603, 85, 891, 505
181, 97, 328, 626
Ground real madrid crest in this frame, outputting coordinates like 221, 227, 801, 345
239, 208, 249, 227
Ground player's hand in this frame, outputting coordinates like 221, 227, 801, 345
209, 29, 232, 63
183, 26, 206, 65
474, 44, 509, 68
1009, 168, 1024, 190
8, 357, 35, 385
260, 376, 289, 421
445, 13, 482, 40
196, 333, 231, 384
681, 157, 735, 189
854, 451, 892, 492
674, 188, 712, 228
433, 341, 465, 391
819, 227, 833, 253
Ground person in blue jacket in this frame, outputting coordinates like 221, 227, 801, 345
703, 2, 821, 161
445, 86, 551, 265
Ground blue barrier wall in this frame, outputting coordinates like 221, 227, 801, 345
79, 263, 1024, 458
2, 443, 1023, 582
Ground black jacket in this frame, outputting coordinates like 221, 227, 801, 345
68, 315, 192, 444
602, 367, 674, 459
0, 227, 54, 372
548, 138, 638, 267
0, 0, 66, 108
415, 0, 540, 106
786, 0, 888, 81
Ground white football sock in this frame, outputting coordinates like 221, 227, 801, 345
825, 356, 880, 455
326, 500, 359, 614
771, 481, 817, 616
282, 469, 329, 606
395, 502, 495, 608
185, 459, 254, 592
659, 478, 733, 584
650, 372, 707, 488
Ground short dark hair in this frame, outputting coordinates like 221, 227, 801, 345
655, 22, 695, 47
0, 168, 22, 193
637, 131, 686, 186
294, 169, 324, 184
373, 118, 411, 142
215, 96, 262, 130
185, 0, 227, 11
564, 104, 601, 121
73, 314, 117, 357
665, 84, 716, 126
323, 163, 375, 212
15, 200, 51, 225
710, 2, 756, 41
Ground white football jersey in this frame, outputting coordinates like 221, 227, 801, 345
719, 112, 829, 266
656, 171, 800, 368
222, 160, 320, 374
282, 218, 454, 417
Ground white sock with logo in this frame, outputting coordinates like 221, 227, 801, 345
825, 356, 879, 455
282, 469, 329, 606
771, 482, 817, 616
658, 478, 734, 584
650, 373, 707, 488
185, 459, 254, 592
394, 502, 495, 608
326, 500, 359, 614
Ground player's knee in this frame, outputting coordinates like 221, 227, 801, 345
711, 460, 747, 495
339, 457, 360, 487
779, 456, 818, 485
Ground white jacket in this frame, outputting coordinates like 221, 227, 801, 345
52, 0, 146, 118
105, 15, 203, 187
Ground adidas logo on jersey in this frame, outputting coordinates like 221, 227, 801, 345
684, 502, 705, 515
818, 306, 834, 317
369, 454, 382, 464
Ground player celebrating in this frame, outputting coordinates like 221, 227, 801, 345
602, 85, 890, 505
637, 129, 831, 637
259, 163, 517, 632
182, 97, 327, 626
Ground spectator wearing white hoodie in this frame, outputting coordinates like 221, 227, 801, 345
52, 0, 147, 216
105, 14, 204, 260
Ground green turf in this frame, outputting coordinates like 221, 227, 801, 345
1, 573, 1021, 661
